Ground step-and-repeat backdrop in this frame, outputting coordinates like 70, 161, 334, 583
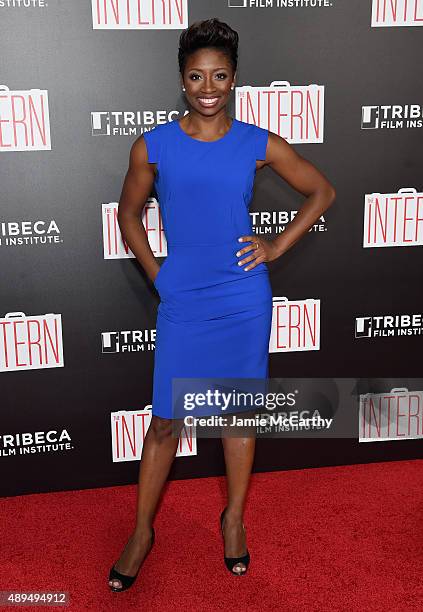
1, 1, 422, 497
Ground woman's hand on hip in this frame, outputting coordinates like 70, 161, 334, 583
236, 236, 280, 271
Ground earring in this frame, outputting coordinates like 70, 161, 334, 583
182, 87, 186, 91
231, 85, 235, 90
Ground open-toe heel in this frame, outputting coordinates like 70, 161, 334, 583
220, 507, 250, 576
108, 527, 155, 592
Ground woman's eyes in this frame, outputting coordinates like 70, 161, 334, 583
189, 73, 227, 80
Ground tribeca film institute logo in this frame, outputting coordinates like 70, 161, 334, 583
355, 313, 423, 339
101, 329, 156, 354
0, 429, 73, 458
227, 0, 336, 10
0, 219, 62, 248
361, 104, 423, 130
91, 112, 171, 137
0, 1, 47, 8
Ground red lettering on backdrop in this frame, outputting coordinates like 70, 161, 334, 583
375, 0, 423, 24
0, 92, 48, 148
112, 207, 122, 255
274, 302, 318, 350
238, 87, 322, 141
0, 322, 10, 368
93, 0, 185, 27
362, 393, 422, 438
114, 411, 192, 459
366, 195, 423, 245
0, 317, 60, 369
178, 425, 193, 453
144, 202, 165, 255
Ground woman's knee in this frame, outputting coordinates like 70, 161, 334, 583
150, 415, 184, 441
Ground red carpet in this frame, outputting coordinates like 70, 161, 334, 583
1, 460, 422, 611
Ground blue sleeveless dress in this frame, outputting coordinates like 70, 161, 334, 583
143, 117, 273, 419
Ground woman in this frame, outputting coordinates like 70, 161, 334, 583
109, 18, 335, 591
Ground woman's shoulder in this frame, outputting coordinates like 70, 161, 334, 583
143, 120, 174, 142
139, 121, 169, 163
141, 121, 175, 162
236, 118, 268, 136
235, 119, 269, 160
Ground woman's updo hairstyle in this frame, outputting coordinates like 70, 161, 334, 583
178, 18, 238, 75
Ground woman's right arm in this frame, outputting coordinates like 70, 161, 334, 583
117, 136, 161, 284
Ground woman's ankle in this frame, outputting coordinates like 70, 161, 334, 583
133, 524, 153, 538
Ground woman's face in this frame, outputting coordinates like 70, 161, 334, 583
181, 47, 235, 115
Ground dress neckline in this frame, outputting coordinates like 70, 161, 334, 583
175, 117, 236, 143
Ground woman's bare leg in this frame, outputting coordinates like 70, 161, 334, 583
221, 418, 256, 574
109, 415, 184, 589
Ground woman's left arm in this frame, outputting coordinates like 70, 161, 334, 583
238, 131, 336, 270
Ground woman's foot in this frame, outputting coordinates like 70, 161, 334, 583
108, 527, 154, 590
221, 509, 248, 574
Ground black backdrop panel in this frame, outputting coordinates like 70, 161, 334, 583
0, 1, 422, 497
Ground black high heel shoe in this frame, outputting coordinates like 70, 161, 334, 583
108, 527, 155, 592
220, 507, 250, 576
